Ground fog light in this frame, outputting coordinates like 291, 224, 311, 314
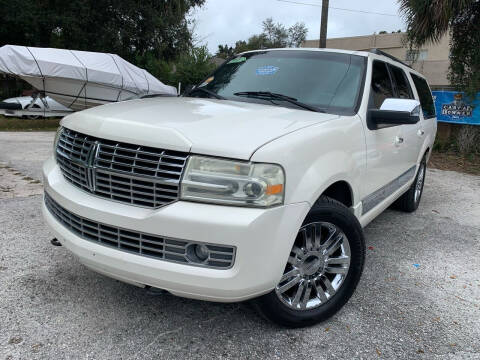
194, 244, 210, 261
186, 243, 210, 263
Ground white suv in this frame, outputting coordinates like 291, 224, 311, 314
43, 48, 437, 327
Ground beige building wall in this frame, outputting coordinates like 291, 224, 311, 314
302, 32, 451, 87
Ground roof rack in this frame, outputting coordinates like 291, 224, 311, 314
369, 48, 412, 68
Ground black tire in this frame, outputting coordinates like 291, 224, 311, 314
26, 104, 42, 119
253, 196, 365, 328
393, 155, 427, 213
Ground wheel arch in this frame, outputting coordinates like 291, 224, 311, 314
316, 180, 354, 208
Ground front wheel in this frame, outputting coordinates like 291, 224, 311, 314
254, 196, 365, 328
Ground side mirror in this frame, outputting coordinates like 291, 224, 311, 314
368, 98, 421, 129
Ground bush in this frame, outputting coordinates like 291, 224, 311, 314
434, 123, 480, 154
135, 53, 175, 86
171, 46, 216, 90
137, 46, 216, 93
456, 125, 480, 154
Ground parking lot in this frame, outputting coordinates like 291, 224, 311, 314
1, 131, 479, 360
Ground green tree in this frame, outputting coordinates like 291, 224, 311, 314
172, 46, 216, 88
262, 18, 289, 47
399, 0, 480, 97
215, 18, 308, 59
232, 40, 251, 54
0, 0, 205, 63
216, 44, 235, 59
288, 22, 309, 47
240, 34, 269, 51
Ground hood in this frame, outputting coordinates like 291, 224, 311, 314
62, 97, 338, 160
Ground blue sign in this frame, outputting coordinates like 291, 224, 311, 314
432, 91, 480, 125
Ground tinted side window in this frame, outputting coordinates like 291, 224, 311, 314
411, 74, 436, 118
389, 65, 413, 99
370, 61, 394, 109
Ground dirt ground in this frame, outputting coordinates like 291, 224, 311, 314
0, 163, 43, 199
429, 151, 480, 176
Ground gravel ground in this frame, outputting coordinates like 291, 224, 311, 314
0, 132, 479, 360
0, 132, 53, 180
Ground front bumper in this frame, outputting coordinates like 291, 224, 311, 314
43, 157, 310, 302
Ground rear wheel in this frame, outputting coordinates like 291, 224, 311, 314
254, 196, 365, 328
393, 155, 427, 212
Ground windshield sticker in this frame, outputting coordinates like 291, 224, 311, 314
256, 66, 279, 76
198, 76, 214, 87
228, 56, 246, 64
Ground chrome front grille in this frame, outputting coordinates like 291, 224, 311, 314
45, 193, 236, 269
56, 128, 189, 208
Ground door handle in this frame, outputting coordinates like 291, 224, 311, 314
395, 136, 404, 145
417, 129, 425, 136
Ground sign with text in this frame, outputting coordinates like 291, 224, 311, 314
432, 91, 480, 125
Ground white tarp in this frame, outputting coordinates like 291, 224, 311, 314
0, 45, 177, 110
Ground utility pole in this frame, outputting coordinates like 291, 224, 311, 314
319, 0, 329, 48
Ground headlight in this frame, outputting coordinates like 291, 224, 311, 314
53, 126, 63, 160
181, 156, 285, 207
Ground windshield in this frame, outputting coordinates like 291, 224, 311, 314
193, 50, 366, 115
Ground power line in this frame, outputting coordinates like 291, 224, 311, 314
276, 0, 399, 17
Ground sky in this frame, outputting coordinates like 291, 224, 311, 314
192, 0, 407, 54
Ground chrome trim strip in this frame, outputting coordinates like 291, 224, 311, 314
362, 165, 416, 215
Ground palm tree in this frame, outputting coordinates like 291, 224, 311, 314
399, 0, 476, 44
399, 0, 479, 96
399, 0, 480, 153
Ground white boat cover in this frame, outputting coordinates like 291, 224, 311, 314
0, 45, 177, 110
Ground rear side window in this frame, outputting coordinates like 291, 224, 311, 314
370, 61, 394, 109
389, 65, 413, 99
411, 74, 436, 118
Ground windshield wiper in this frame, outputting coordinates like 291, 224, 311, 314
187, 87, 226, 100
234, 91, 324, 113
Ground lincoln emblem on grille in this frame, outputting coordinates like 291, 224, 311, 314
85, 142, 99, 192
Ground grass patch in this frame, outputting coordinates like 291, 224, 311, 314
0, 115, 60, 131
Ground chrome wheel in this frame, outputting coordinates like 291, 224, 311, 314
275, 222, 351, 310
414, 163, 425, 203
